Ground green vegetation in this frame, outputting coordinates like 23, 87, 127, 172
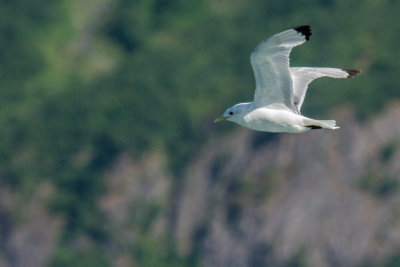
50, 246, 111, 267
287, 247, 309, 267
381, 139, 400, 162
1, 0, 400, 265
359, 173, 399, 198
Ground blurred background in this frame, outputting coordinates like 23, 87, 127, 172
1, 0, 400, 266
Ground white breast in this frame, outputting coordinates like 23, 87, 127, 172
239, 108, 309, 133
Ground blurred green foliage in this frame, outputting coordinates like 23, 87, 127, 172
359, 173, 399, 198
50, 246, 111, 267
1, 0, 400, 265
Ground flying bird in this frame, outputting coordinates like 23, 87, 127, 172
214, 25, 360, 133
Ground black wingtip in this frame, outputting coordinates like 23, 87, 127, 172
293, 25, 312, 41
343, 69, 361, 78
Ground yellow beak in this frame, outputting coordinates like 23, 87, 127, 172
214, 116, 228, 123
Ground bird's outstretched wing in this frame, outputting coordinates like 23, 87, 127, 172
291, 67, 361, 113
250, 25, 311, 111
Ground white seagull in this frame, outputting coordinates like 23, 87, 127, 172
214, 25, 360, 133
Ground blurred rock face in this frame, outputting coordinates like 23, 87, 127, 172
2, 104, 400, 267
171, 104, 400, 267
107, 103, 400, 266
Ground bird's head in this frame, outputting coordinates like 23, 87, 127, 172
214, 103, 250, 123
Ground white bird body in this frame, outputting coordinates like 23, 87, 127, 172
228, 103, 337, 133
214, 25, 360, 133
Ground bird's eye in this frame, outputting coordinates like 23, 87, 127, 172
229, 111, 233, 115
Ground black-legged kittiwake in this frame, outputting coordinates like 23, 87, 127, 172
214, 25, 360, 133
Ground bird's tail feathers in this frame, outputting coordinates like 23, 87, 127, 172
319, 120, 340, 129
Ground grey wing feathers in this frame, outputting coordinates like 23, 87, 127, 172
291, 67, 361, 113
250, 26, 312, 111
